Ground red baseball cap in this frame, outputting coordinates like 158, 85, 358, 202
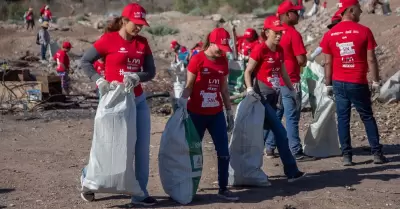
263, 16, 285, 31
62, 41, 72, 49
121, 3, 149, 26
170, 40, 178, 49
277, 0, 303, 16
336, 0, 359, 15
209, 28, 232, 52
243, 28, 256, 39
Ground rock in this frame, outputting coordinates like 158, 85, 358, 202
94, 19, 106, 30
208, 14, 224, 23
9, 204, 16, 207
57, 17, 73, 28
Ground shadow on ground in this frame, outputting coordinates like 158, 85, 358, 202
105, 154, 400, 208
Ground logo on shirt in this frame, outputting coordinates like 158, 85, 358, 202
128, 58, 141, 65
218, 70, 224, 74
267, 57, 275, 63
136, 51, 143, 54
336, 42, 355, 57
118, 47, 128, 53
202, 68, 210, 74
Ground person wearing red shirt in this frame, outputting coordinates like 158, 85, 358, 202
170, 40, 189, 66
237, 28, 259, 60
24, 8, 35, 30
244, 16, 306, 182
177, 28, 238, 201
53, 41, 72, 95
266, 0, 315, 161
322, 0, 386, 165
80, 3, 158, 206
42, 5, 52, 22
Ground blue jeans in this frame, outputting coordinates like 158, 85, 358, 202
265, 86, 303, 155
82, 93, 151, 201
333, 81, 382, 156
261, 93, 300, 178
41, 44, 47, 60
188, 111, 229, 191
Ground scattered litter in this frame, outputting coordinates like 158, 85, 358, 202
345, 186, 356, 191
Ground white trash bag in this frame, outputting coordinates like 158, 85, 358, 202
303, 62, 341, 157
378, 70, 400, 103
159, 107, 203, 205
82, 84, 143, 197
228, 96, 269, 186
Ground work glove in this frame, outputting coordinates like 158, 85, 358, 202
371, 81, 381, 94
177, 97, 188, 109
123, 73, 140, 92
246, 87, 261, 100
325, 85, 334, 100
96, 77, 110, 98
371, 80, 381, 100
226, 109, 234, 132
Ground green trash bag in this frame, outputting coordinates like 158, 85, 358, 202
228, 59, 245, 104
300, 64, 319, 114
159, 107, 203, 204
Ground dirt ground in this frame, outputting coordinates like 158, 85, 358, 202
1, 1, 400, 209
1, 102, 400, 209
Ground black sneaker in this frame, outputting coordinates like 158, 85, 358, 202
266, 150, 276, 159
218, 189, 239, 201
343, 155, 354, 166
80, 191, 95, 202
288, 171, 307, 183
373, 154, 388, 164
131, 196, 158, 206
295, 153, 316, 162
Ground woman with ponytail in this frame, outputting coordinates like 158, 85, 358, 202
244, 16, 306, 183
79, 3, 157, 206
177, 28, 238, 201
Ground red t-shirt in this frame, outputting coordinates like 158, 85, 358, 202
25, 11, 33, 20
321, 21, 377, 84
53, 50, 70, 72
323, 1, 327, 8
43, 10, 52, 19
94, 60, 105, 77
94, 32, 152, 96
250, 43, 284, 88
187, 51, 229, 115
239, 39, 258, 56
279, 23, 307, 85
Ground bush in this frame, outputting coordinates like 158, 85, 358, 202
174, 0, 194, 14
6, 3, 26, 21
145, 25, 179, 36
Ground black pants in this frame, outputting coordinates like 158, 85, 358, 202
26, 20, 34, 30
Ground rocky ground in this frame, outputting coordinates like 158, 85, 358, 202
1, 0, 400, 208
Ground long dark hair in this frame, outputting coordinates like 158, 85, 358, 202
104, 16, 129, 33
202, 33, 211, 51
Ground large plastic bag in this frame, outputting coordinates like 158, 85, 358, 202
228, 96, 269, 186
159, 107, 203, 205
378, 70, 400, 103
303, 62, 341, 157
82, 84, 143, 196
300, 65, 319, 112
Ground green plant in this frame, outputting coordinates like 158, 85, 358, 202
145, 25, 179, 36
7, 3, 26, 21
174, 0, 194, 13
